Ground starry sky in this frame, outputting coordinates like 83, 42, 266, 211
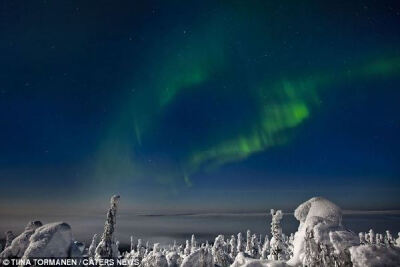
1, 0, 400, 213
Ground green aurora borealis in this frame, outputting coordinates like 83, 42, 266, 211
95, 46, 400, 187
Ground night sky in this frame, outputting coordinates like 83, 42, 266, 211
1, 0, 400, 214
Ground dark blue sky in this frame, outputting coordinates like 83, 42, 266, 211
0, 0, 399, 212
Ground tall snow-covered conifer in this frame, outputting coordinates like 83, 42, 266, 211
237, 232, 244, 253
245, 230, 251, 255
229, 235, 237, 259
269, 209, 285, 260
95, 195, 120, 261
191, 234, 197, 253
88, 234, 98, 258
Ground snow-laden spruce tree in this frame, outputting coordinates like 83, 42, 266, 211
261, 235, 270, 259
376, 233, 384, 246
171, 240, 177, 252
137, 239, 146, 258
245, 230, 251, 256
229, 234, 237, 259
95, 195, 120, 261
181, 247, 214, 267
191, 234, 197, 253
184, 240, 191, 256
319, 242, 335, 266
329, 231, 354, 266
140, 243, 168, 267
258, 234, 262, 258
368, 229, 375, 244
212, 235, 231, 266
4, 231, 15, 249
303, 229, 321, 266
287, 233, 294, 258
385, 230, 394, 246
396, 233, 400, 247
144, 241, 150, 257
359, 232, 366, 245
269, 209, 285, 260
250, 234, 260, 258
88, 234, 98, 258
237, 232, 244, 253
166, 250, 181, 267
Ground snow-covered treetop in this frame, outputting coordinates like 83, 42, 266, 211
294, 196, 342, 226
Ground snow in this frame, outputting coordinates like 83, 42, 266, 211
294, 197, 342, 226
22, 222, 73, 258
329, 230, 359, 254
1, 195, 399, 267
140, 244, 168, 267
4, 230, 15, 248
88, 234, 98, 258
181, 247, 214, 267
166, 251, 181, 267
288, 197, 348, 266
349, 245, 400, 266
232, 252, 289, 267
0, 220, 43, 258
96, 195, 120, 260
213, 234, 233, 266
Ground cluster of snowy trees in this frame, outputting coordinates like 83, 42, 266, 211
1, 195, 400, 266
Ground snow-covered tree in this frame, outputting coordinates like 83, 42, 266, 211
144, 241, 150, 257
319, 242, 334, 266
166, 250, 181, 267
137, 239, 146, 258
269, 209, 285, 260
4, 231, 15, 248
140, 243, 168, 267
191, 234, 197, 253
376, 233, 384, 246
181, 247, 214, 267
396, 232, 400, 247
250, 234, 260, 258
205, 240, 210, 249
359, 232, 366, 245
364, 232, 369, 244
95, 195, 120, 261
329, 231, 353, 266
368, 229, 375, 244
212, 235, 231, 266
0, 220, 43, 259
229, 234, 237, 259
385, 230, 394, 246
261, 235, 270, 259
237, 233, 244, 253
287, 233, 294, 258
303, 229, 321, 267
245, 230, 251, 256
88, 234, 98, 258
171, 240, 177, 252
184, 240, 191, 256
